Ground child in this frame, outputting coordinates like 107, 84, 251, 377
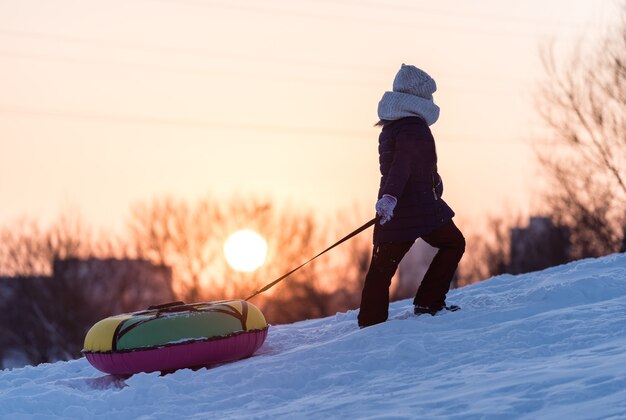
358, 64, 466, 328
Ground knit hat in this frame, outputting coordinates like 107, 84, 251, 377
377, 64, 440, 125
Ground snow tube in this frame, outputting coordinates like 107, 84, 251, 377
82, 300, 268, 375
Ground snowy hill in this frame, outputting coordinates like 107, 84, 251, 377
2, 253, 626, 419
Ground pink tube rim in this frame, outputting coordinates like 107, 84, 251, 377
83, 327, 268, 375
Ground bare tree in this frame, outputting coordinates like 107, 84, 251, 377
457, 214, 514, 286
128, 196, 223, 301
321, 207, 373, 310
260, 210, 375, 323
0, 213, 95, 276
0, 213, 159, 366
536, 10, 626, 258
0, 213, 114, 365
127, 195, 351, 323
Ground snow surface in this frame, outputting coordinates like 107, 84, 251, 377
2, 253, 626, 419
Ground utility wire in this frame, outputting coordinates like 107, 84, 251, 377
0, 28, 532, 85
145, 0, 596, 39
0, 25, 540, 87
0, 105, 373, 138
0, 27, 535, 82
0, 105, 541, 145
0, 48, 534, 93
297, 0, 606, 28
0, 49, 384, 87
0, 28, 364, 74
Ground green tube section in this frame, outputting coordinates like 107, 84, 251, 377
116, 312, 245, 350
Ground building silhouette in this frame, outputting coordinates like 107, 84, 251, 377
510, 217, 571, 275
0, 258, 174, 368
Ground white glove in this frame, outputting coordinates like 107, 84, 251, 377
375, 194, 397, 225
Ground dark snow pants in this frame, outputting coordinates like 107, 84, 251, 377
358, 220, 465, 327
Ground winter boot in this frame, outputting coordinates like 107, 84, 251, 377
414, 304, 461, 316
413, 305, 439, 316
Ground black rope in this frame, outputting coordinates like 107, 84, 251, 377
244, 217, 377, 301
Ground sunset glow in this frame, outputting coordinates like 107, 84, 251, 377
0, 1, 617, 233
223, 229, 268, 272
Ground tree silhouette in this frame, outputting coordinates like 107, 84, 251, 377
126, 195, 370, 324
536, 10, 626, 258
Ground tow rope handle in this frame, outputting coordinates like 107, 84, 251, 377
244, 216, 378, 301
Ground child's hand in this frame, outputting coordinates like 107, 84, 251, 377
375, 195, 397, 225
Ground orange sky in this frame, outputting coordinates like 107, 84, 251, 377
0, 0, 618, 235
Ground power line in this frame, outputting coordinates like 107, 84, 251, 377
0, 27, 538, 81
0, 2, 610, 81
0, 105, 541, 144
0, 28, 532, 85
0, 25, 540, 88
0, 105, 373, 137
0, 28, 364, 74
0, 49, 383, 87
0, 48, 534, 93
302, 0, 606, 28
144, 0, 597, 39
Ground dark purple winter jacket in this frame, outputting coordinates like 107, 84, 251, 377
373, 116, 455, 243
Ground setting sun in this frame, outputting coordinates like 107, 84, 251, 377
223, 229, 268, 272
